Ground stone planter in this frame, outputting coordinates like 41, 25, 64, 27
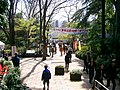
55, 65, 64, 75
70, 69, 82, 81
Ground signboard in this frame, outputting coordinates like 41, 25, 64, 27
55, 28, 88, 34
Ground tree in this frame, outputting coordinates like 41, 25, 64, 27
0, 0, 9, 42
71, 0, 113, 54
62, 0, 81, 22
0, 0, 20, 56
113, 0, 120, 63
0, 0, 8, 14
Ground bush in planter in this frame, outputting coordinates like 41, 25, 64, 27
55, 65, 64, 75
70, 69, 82, 81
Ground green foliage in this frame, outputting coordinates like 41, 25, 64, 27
3, 61, 12, 69
66, 22, 79, 28
72, 0, 101, 24
15, 13, 23, 18
75, 46, 88, 60
17, 47, 26, 54
0, 31, 8, 44
55, 65, 64, 68
14, 18, 39, 49
70, 69, 82, 81
0, 0, 8, 14
0, 82, 7, 90
0, 0, 8, 30
117, 68, 120, 82
55, 65, 64, 75
4, 68, 21, 89
0, 60, 29, 89
71, 0, 116, 58
8, 67, 20, 76
4, 49, 11, 55
0, 59, 12, 69
95, 56, 111, 69
117, 73, 120, 80
70, 69, 82, 75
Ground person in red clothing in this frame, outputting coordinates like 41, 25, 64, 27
0, 62, 8, 80
0, 62, 8, 75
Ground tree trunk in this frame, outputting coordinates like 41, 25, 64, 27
115, 0, 120, 66
9, 0, 15, 46
116, 0, 120, 35
39, 0, 43, 55
101, 0, 106, 55
42, 0, 48, 60
9, 0, 16, 56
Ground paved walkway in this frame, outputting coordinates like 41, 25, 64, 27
20, 51, 120, 90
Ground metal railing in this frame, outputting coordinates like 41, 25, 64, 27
94, 80, 109, 90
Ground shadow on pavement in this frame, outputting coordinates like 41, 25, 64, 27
21, 60, 43, 83
20, 58, 34, 64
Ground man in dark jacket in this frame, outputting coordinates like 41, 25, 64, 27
84, 52, 91, 74
12, 53, 20, 67
65, 53, 70, 72
89, 58, 96, 84
106, 59, 117, 90
95, 64, 105, 84
92, 63, 105, 89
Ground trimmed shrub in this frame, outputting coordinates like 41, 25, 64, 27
55, 65, 64, 75
75, 46, 88, 60
70, 69, 82, 81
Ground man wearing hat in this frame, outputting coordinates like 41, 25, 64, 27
41, 65, 51, 90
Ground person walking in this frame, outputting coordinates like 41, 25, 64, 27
65, 53, 70, 72
58, 41, 63, 56
41, 65, 51, 90
49, 45, 52, 56
86, 52, 91, 74
106, 59, 117, 90
51, 46, 54, 57
93, 63, 105, 89
11, 53, 20, 67
89, 58, 96, 84
83, 53, 88, 74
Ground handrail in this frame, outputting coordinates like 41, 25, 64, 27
94, 80, 109, 90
